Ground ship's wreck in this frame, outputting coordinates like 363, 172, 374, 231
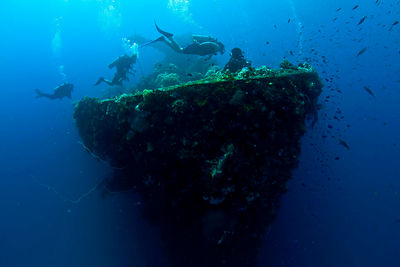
74, 62, 322, 267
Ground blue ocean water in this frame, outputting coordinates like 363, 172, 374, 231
1, 0, 399, 266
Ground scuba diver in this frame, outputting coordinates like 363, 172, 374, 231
223, 48, 252, 73
145, 21, 225, 57
94, 52, 137, 87
95, 38, 139, 87
35, 82, 73, 100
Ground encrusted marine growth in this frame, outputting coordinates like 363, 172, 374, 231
74, 63, 322, 267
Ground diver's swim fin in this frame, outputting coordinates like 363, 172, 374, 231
140, 36, 165, 48
34, 88, 43, 98
154, 21, 173, 38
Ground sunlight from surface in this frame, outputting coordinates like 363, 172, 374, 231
288, 0, 304, 59
51, 17, 63, 58
122, 37, 139, 58
96, 0, 122, 33
167, 0, 193, 23
167, 0, 189, 13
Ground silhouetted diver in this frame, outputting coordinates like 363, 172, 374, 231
35, 82, 73, 100
144, 21, 225, 57
94, 53, 137, 87
223, 47, 252, 73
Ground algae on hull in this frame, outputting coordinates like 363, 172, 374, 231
74, 64, 322, 267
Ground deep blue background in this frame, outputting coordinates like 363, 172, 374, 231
1, 0, 399, 266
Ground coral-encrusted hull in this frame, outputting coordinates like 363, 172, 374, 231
74, 65, 322, 267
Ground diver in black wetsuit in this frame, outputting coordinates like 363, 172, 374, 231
145, 21, 225, 57
223, 48, 252, 73
94, 53, 137, 87
35, 82, 74, 100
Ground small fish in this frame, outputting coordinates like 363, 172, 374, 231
352, 5, 359, 10
266, 41, 270, 45
187, 73, 193, 77
288, 19, 291, 23
363, 86, 375, 97
357, 16, 367, 25
356, 47, 367, 56
390, 21, 399, 30
336, 8, 342, 12
338, 139, 350, 150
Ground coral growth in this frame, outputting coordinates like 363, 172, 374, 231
74, 62, 322, 267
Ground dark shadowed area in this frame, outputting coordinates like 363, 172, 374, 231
0, 0, 399, 266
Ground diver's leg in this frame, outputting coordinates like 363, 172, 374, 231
140, 36, 166, 48
34, 89, 52, 99
153, 35, 182, 53
94, 77, 105, 86
164, 36, 183, 53
154, 21, 183, 53
41, 94, 56, 99
94, 77, 114, 86
103, 79, 114, 86
108, 74, 124, 86
144, 35, 183, 53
